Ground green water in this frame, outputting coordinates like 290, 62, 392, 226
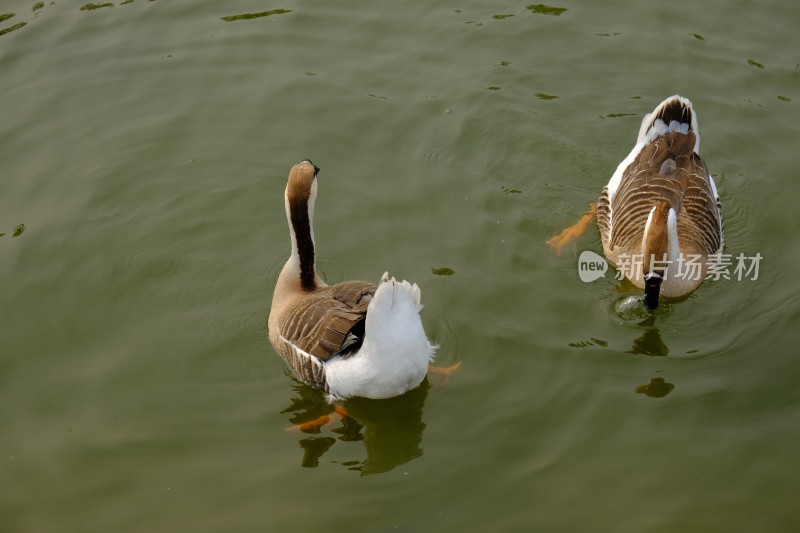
2, 1, 799, 531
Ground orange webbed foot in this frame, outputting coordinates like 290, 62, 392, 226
428, 361, 462, 376
428, 361, 462, 384
285, 406, 349, 432
546, 203, 597, 256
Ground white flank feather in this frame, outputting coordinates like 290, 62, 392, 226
666, 207, 680, 267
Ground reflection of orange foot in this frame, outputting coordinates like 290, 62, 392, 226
546, 203, 597, 255
428, 361, 462, 384
429, 361, 462, 376
286, 406, 349, 432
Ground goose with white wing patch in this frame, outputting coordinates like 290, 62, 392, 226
548, 96, 725, 309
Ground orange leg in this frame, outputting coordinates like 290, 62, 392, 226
546, 203, 597, 255
428, 361, 462, 385
285, 406, 349, 432
428, 361, 462, 376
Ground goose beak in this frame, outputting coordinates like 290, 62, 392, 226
301, 159, 320, 176
643, 272, 663, 310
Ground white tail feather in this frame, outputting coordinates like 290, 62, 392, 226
324, 274, 434, 400
608, 95, 702, 202
636, 95, 700, 152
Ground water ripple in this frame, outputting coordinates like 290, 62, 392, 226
126, 247, 182, 283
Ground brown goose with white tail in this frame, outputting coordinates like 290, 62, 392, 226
268, 160, 437, 401
597, 95, 724, 308
547, 96, 725, 308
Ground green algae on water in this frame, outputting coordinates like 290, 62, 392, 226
80, 3, 114, 11
0, 22, 26, 36
527, 4, 568, 16
221, 9, 293, 22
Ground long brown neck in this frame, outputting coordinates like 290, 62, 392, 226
641, 201, 673, 310
642, 201, 672, 276
288, 194, 317, 291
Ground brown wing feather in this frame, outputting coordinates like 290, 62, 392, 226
597, 188, 611, 244
603, 131, 722, 259
279, 280, 376, 361
678, 155, 724, 255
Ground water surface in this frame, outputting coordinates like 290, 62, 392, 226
2, 1, 800, 531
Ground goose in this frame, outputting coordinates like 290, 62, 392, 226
548, 95, 724, 309
268, 160, 439, 401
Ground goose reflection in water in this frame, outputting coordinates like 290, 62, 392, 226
627, 325, 670, 358
626, 324, 675, 398
281, 376, 430, 475
635, 377, 675, 398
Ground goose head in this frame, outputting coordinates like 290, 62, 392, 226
286, 159, 319, 208
641, 201, 679, 310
